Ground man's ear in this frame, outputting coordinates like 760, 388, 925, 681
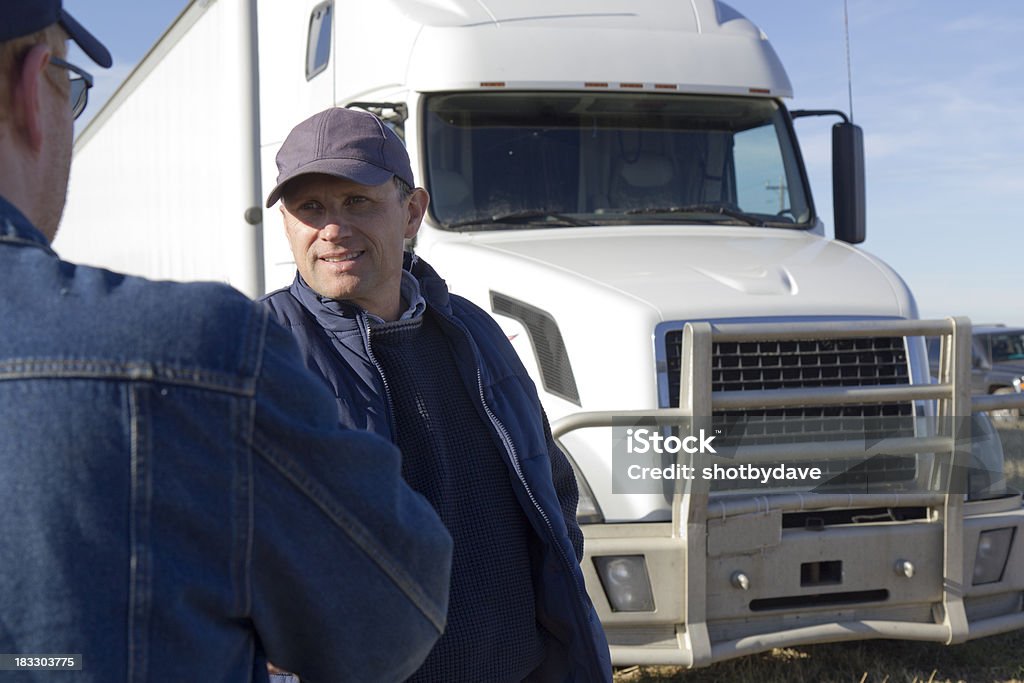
13, 44, 51, 152
405, 187, 429, 240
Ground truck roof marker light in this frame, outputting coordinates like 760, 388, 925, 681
619, 82, 643, 89
584, 82, 609, 88
654, 84, 678, 90
480, 81, 505, 87
749, 87, 771, 94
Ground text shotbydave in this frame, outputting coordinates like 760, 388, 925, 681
626, 462, 823, 483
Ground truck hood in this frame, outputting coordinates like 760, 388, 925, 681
450, 226, 914, 321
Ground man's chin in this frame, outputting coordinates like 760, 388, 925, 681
301, 268, 352, 297
309, 277, 359, 303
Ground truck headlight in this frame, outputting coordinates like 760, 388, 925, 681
972, 527, 1015, 585
593, 555, 656, 612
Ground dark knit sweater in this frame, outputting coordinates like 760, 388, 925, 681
368, 311, 546, 682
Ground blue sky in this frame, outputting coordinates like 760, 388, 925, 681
64, 0, 1023, 326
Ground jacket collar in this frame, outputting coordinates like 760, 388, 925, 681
0, 194, 56, 255
405, 252, 453, 316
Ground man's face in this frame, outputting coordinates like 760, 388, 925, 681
281, 173, 425, 320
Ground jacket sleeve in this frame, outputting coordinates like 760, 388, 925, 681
245, 315, 452, 683
542, 410, 585, 563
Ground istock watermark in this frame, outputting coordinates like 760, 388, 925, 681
608, 414, 1004, 496
624, 427, 717, 455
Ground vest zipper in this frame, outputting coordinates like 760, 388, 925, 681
361, 315, 399, 443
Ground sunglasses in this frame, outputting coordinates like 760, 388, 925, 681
48, 56, 94, 120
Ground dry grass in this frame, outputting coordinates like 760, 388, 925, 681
613, 631, 1024, 682
615, 421, 1024, 683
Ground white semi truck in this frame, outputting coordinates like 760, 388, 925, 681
57, 0, 1024, 668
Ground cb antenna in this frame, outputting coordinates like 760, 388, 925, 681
843, 0, 855, 122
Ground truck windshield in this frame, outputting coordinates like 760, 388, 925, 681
990, 331, 1024, 362
422, 92, 813, 231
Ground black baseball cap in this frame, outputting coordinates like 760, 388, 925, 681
266, 107, 414, 208
0, 0, 112, 68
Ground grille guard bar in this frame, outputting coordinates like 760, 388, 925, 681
552, 317, 1024, 666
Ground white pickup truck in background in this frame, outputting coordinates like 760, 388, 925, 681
56, 0, 1024, 667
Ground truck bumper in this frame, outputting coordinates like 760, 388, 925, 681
582, 492, 1024, 667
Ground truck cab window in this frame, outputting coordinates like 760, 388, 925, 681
735, 122, 796, 217
423, 92, 812, 230
306, 1, 333, 81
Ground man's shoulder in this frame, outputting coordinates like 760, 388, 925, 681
442, 293, 529, 379
259, 285, 302, 321
447, 293, 501, 335
58, 262, 268, 376
258, 286, 329, 352
412, 255, 497, 337
102, 268, 258, 328
259, 285, 292, 305
447, 294, 527, 365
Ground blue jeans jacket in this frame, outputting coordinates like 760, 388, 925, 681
0, 197, 452, 682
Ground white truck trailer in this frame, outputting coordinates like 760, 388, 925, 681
57, 0, 1024, 668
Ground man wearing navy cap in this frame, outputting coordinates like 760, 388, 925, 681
262, 107, 612, 681
0, 4, 453, 681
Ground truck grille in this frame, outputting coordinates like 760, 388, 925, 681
663, 331, 916, 488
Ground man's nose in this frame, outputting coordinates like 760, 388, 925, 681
318, 219, 351, 241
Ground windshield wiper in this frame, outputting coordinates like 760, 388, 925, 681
624, 204, 766, 227
445, 210, 595, 229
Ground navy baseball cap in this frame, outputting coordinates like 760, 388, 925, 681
266, 107, 414, 208
0, 0, 112, 68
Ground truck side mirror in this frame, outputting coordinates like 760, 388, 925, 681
832, 122, 865, 244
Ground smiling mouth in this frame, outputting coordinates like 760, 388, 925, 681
321, 251, 364, 263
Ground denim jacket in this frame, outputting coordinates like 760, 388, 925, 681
262, 257, 613, 682
0, 196, 452, 682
